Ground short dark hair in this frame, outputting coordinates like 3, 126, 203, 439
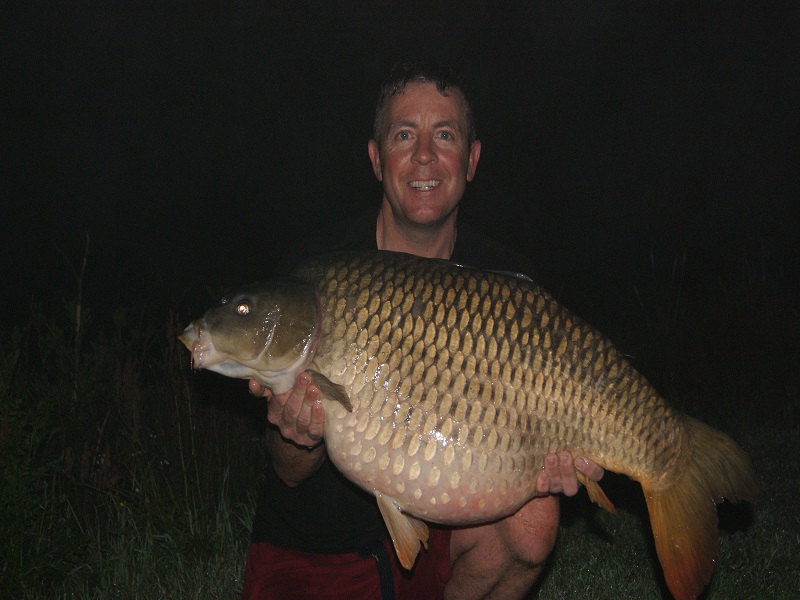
373, 61, 476, 144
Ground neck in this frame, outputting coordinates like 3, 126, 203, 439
375, 202, 457, 259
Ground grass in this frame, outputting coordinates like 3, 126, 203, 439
536, 247, 800, 599
537, 416, 799, 599
1, 247, 797, 598
0, 305, 265, 598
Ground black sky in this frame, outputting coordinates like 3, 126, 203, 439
2, 2, 798, 331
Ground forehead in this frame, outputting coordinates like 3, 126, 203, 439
385, 82, 468, 126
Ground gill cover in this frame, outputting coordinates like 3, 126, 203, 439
193, 279, 319, 391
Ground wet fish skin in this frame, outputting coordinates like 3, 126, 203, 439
180, 280, 320, 393
180, 250, 757, 600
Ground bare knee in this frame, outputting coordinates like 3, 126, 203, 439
446, 497, 560, 599
498, 495, 560, 567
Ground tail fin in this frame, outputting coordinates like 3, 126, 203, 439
642, 416, 757, 600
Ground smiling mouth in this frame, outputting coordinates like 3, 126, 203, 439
409, 179, 441, 191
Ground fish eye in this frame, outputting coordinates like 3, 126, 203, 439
236, 302, 251, 316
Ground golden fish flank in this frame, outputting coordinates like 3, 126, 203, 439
179, 250, 757, 600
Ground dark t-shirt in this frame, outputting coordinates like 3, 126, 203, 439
250, 210, 535, 552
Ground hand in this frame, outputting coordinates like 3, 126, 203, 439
535, 450, 604, 497
250, 372, 325, 448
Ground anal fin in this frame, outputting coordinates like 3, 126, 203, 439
376, 493, 429, 570
577, 471, 616, 514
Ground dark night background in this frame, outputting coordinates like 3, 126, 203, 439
2, 1, 798, 334
1, 4, 799, 595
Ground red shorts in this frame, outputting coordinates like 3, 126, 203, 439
242, 528, 452, 600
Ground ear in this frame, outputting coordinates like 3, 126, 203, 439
368, 139, 383, 182
466, 139, 481, 182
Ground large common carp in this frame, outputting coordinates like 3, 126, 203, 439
179, 250, 756, 600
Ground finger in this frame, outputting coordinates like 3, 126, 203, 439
266, 388, 294, 426
558, 451, 580, 497
303, 382, 319, 405
306, 399, 325, 441
294, 385, 320, 433
282, 374, 311, 421
535, 468, 551, 496
575, 457, 605, 482
248, 379, 271, 398
543, 453, 563, 494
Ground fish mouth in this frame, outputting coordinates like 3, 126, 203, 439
178, 323, 214, 369
409, 179, 441, 191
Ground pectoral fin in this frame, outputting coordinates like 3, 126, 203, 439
307, 370, 353, 412
577, 471, 617, 514
376, 493, 429, 570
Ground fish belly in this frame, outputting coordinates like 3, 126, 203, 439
302, 252, 678, 525
324, 400, 538, 524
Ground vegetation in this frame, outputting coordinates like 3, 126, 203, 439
537, 248, 799, 598
1, 248, 797, 598
0, 304, 265, 598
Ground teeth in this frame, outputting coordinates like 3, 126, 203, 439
410, 180, 440, 190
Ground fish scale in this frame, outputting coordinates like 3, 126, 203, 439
180, 250, 757, 600
304, 252, 662, 521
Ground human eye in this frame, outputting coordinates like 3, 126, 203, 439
436, 129, 456, 141
396, 130, 411, 140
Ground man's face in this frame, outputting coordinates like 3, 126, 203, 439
368, 82, 481, 228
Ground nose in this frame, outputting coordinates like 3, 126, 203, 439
412, 135, 437, 165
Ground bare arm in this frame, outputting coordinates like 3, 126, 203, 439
250, 373, 326, 487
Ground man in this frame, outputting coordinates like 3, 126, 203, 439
243, 62, 604, 600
